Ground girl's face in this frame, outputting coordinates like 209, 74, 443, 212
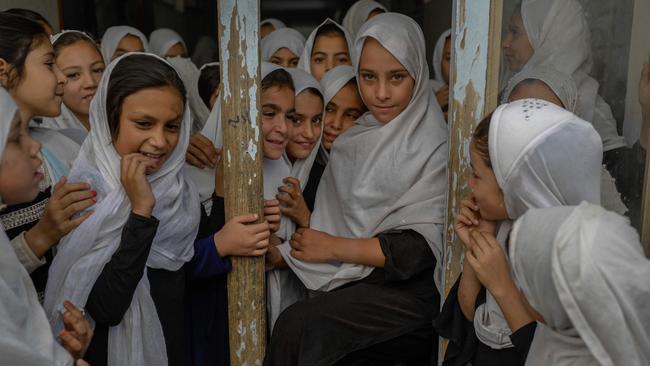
358, 37, 415, 124
57, 41, 105, 127
321, 83, 365, 150
260, 23, 276, 39
270, 48, 300, 68
502, 14, 534, 72
0, 112, 43, 205
468, 145, 508, 221
165, 42, 187, 58
113, 86, 184, 174
508, 80, 563, 108
441, 36, 452, 84
310, 34, 351, 81
261, 86, 294, 160
286, 90, 323, 161
111, 35, 145, 61
4, 38, 65, 122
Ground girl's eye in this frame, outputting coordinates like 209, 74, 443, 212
336, 56, 350, 65
66, 73, 80, 80
325, 104, 335, 113
93, 67, 105, 74
263, 111, 276, 118
270, 59, 281, 65
392, 74, 405, 81
290, 60, 299, 67
166, 123, 181, 132
312, 115, 322, 125
346, 111, 360, 120
312, 57, 324, 64
361, 73, 375, 81
135, 120, 151, 128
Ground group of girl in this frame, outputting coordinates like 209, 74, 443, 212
1, 0, 649, 365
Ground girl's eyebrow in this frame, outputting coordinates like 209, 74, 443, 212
262, 103, 281, 111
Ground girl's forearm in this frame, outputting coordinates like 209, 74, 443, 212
330, 237, 385, 267
458, 263, 482, 321
492, 283, 535, 333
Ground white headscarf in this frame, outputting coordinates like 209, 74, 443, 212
149, 28, 186, 58
261, 28, 306, 63
167, 56, 210, 132
510, 203, 650, 366
517, 0, 626, 151
0, 88, 73, 366
278, 12, 448, 292
431, 29, 451, 92
44, 53, 200, 366
315, 65, 357, 165
473, 99, 602, 349
100, 26, 149, 63
342, 0, 387, 39
260, 18, 286, 34
297, 19, 355, 76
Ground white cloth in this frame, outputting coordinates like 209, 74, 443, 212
297, 19, 355, 76
167, 56, 210, 132
0, 88, 73, 366
43, 53, 200, 366
510, 203, 650, 366
473, 98, 602, 349
518, 0, 626, 151
342, 0, 387, 39
431, 29, 451, 92
149, 28, 186, 58
261, 28, 306, 62
50, 29, 94, 45
100, 26, 149, 63
279, 12, 448, 292
260, 18, 286, 34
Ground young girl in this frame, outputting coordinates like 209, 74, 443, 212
100, 25, 149, 63
266, 13, 448, 364
260, 18, 286, 39
302, 65, 366, 211
436, 99, 603, 366
261, 28, 305, 68
38, 30, 105, 132
0, 14, 95, 298
0, 87, 93, 365
298, 19, 354, 81
167, 56, 210, 133
198, 62, 220, 110
342, 0, 387, 38
149, 28, 188, 59
506, 203, 650, 365
431, 29, 451, 117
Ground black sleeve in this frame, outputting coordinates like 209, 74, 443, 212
510, 321, 537, 360
85, 213, 158, 326
377, 229, 435, 281
197, 194, 226, 239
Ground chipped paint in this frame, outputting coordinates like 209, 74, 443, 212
247, 138, 257, 160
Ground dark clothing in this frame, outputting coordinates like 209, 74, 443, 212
265, 230, 440, 366
435, 277, 537, 366
303, 158, 326, 212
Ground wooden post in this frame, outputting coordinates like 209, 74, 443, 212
439, 0, 503, 362
217, 0, 266, 364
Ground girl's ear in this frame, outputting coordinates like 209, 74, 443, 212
0, 58, 11, 88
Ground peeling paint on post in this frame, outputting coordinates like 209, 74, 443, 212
217, 0, 266, 364
440, 0, 502, 362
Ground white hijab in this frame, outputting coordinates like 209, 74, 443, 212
518, 0, 626, 151
44, 53, 200, 366
431, 29, 451, 92
100, 26, 149, 63
149, 28, 186, 58
316, 65, 357, 165
297, 19, 355, 76
260, 18, 286, 34
261, 28, 306, 63
511, 203, 650, 366
341, 0, 387, 39
473, 99, 602, 349
167, 56, 210, 132
279, 12, 449, 292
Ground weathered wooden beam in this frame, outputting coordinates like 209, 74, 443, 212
217, 0, 266, 364
439, 0, 502, 362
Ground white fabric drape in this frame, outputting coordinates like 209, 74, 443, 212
260, 18, 286, 35
431, 29, 451, 92
100, 26, 149, 64
261, 28, 306, 63
149, 28, 186, 58
341, 0, 387, 39
297, 19, 355, 77
167, 56, 210, 132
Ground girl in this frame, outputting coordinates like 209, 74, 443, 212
0, 87, 92, 365
266, 13, 448, 365
298, 19, 354, 81
302, 65, 366, 211
100, 25, 149, 63
167, 56, 209, 132
261, 28, 306, 68
0, 14, 95, 297
505, 203, 650, 365
342, 0, 387, 38
150, 28, 188, 59
39, 30, 105, 132
260, 18, 286, 39
198, 62, 220, 110
431, 29, 451, 117
436, 99, 603, 365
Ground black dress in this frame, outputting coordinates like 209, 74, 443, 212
303, 157, 326, 212
264, 229, 440, 366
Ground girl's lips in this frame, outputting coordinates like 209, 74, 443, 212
34, 171, 44, 182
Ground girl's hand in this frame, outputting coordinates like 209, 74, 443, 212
454, 197, 496, 250
436, 85, 450, 110
59, 300, 93, 360
464, 230, 515, 298
277, 177, 310, 228
186, 133, 221, 169
290, 228, 336, 263
214, 213, 270, 257
25, 177, 96, 257
265, 245, 287, 271
120, 154, 155, 217
640, 61, 650, 110
263, 199, 282, 233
